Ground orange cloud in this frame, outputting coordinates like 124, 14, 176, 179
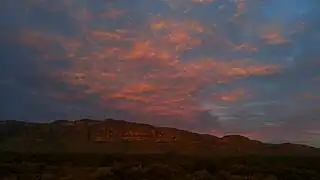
261, 26, 289, 45
120, 40, 179, 64
212, 88, 249, 102
228, 42, 258, 52
88, 29, 134, 44
150, 18, 205, 51
150, 18, 205, 33
17, 11, 281, 121
262, 33, 289, 45
167, 30, 201, 51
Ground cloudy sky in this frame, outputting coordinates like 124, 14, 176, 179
1, 0, 320, 146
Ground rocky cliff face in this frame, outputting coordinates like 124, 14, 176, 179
17, 119, 200, 142
16, 119, 219, 144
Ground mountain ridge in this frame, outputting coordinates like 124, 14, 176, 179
0, 119, 319, 156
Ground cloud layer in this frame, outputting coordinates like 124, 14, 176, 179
1, 0, 320, 146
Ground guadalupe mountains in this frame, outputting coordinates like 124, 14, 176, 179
0, 119, 319, 156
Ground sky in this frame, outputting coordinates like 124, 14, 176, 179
0, 0, 320, 147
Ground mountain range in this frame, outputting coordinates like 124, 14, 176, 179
0, 119, 319, 156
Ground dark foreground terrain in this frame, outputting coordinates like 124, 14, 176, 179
1, 152, 320, 180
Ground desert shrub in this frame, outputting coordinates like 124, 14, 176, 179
93, 167, 114, 180
192, 169, 215, 180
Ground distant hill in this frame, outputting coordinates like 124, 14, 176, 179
0, 119, 319, 156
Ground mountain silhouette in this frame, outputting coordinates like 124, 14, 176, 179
0, 119, 319, 156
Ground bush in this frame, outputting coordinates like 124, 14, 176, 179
93, 167, 114, 179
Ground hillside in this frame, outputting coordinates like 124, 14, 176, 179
0, 119, 319, 156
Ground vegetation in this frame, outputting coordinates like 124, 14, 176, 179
1, 152, 320, 180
